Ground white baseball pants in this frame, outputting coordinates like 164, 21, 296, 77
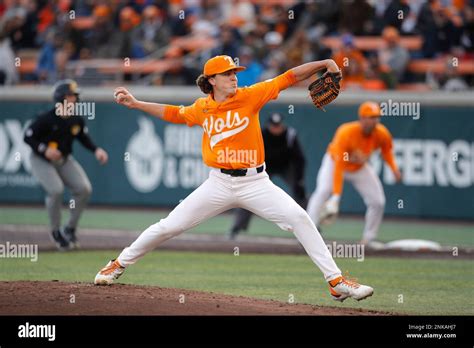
118, 167, 342, 281
307, 153, 386, 242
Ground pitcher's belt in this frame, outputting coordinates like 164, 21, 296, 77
220, 165, 265, 177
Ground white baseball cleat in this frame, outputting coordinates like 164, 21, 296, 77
328, 276, 374, 302
94, 259, 125, 285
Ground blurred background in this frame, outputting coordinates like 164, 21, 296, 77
0, 0, 473, 89
0, 0, 473, 245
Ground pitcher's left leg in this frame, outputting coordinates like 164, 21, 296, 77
236, 173, 341, 281
237, 174, 373, 301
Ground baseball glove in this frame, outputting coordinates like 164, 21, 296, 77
308, 71, 342, 111
318, 195, 340, 226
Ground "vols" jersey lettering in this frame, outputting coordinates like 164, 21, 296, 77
202, 111, 250, 149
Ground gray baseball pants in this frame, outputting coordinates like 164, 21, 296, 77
30, 153, 92, 231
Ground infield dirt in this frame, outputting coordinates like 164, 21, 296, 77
0, 281, 394, 316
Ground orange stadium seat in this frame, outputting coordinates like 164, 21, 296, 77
321, 36, 422, 51
17, 58, 37, 75
408, 59, 474, 75
70, 17, 95, 30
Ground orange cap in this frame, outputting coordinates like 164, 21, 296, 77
93, 5, 111, 18
203, 55, 246, 76
358, 101, 381, 118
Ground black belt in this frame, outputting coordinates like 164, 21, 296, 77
220, 165, 264, 177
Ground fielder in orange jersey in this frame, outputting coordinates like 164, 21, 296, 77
94, 55, 374, 302
307, 101, 402, 245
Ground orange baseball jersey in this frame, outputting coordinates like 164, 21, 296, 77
162, 70, 297, 169
327, 121, 398, 194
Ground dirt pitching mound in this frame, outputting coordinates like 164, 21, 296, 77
0, 281, 392, 316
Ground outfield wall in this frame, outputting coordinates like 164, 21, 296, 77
0, 87, 473, 220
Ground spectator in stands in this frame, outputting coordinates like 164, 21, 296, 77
236, 46, 263, 87
242, 30, 266, 62
2, 6, 27, 50
339, 0, 375, 35
2, 0, 37, 49
295, 0, 341, 36
200, 0, 223, 20
461, 4, 474, 53
86, 5, 116, 58
416, 0, 464, 57
132, 5, 171, 58
210, 25, 240, 58
191, 10, 219, 38
441, 56, 469, 91
439, 6, 465, 52
383, 0, 410, 33
284, 30, 317, 73
86, 5, 141, 59
168, 5, 195, 37
55, 39, 76, 79
253, 17, 271, 41
261, 31, 286, 80
36, 29, 61, 83
271, 4, 296, 41
74, 0, 94, 17
116, 7, 141, 58
416, 0, 441, 57
332, 33, 368, 84
0, 27, 18, 85
400, 0, 425, 35
377, 26, 410, 89
221, 0, 256, 32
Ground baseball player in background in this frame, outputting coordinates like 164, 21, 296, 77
306, 101, 402, 245
228, 112, 307, 240
95, 55, 374, 302
24, 80, 108, 250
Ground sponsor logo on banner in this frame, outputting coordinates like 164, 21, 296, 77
125, 117, 164, 193
371, 139, 474, 188
124, 117, 209, 193
0, 119, 37, 188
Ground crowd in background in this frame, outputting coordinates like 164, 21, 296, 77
0, 0, 473, 90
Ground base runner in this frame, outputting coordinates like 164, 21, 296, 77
94, 55, 373, 302
24, 80, 108, 250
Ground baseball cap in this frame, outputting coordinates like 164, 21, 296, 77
358, 101, 381, 118
268, 113, 283, 125
203, 55, 246, 76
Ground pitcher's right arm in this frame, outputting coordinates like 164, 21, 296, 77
114, 87, 186, 124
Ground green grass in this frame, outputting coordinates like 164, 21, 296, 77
0, 250, 472, 315
1, 206, 473, 247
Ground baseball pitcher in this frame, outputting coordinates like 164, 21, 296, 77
94, 55, 373, 302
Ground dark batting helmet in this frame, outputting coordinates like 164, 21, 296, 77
53, 79, 80, 102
